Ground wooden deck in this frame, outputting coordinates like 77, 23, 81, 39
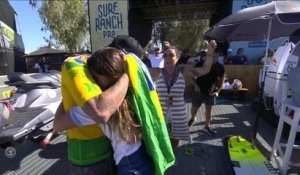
0, 95, 299, 175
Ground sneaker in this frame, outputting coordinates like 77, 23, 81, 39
203, 126, 216, 135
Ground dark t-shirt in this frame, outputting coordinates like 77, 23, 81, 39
230, 55, 248, 64
194, 61, 225, 96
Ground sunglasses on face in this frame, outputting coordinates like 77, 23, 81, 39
163, 52, 176, 58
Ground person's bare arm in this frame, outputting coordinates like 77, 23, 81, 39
212, 73, 226, 97
81, 73, 129, 123
144, 37, 154, 52
54, 71, 128, 132
217, 74, 226, 93
191, 40, 217, 77
54, 102, 99, 132
53, 101, 77, 132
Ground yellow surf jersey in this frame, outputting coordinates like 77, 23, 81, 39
61, 56, 112, 166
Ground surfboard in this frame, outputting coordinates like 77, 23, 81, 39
273, 42, 300, 116
263, 43, 292, 98
225, 136, 279, 175
258, 43, 294, 110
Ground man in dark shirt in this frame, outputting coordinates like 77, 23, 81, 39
229, 47, 249, 65
189, 50, 225, 134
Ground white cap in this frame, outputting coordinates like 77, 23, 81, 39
227, 48, 232, 52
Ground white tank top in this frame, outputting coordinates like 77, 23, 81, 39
72, 107, 141, 164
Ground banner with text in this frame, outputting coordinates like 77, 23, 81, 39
89, 0, 128, 52
0, 20, 15, 49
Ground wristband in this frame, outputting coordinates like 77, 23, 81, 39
70, 106, 96, 126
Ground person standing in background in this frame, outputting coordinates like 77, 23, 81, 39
44, 59, 51, 73
148, 47, 164, 68
33, 59, 46, 73
224, 48, 232, 64
230, 48, 249, 65
189, 48, 225, 135
155, 41, 217, 150
143, 37, 155, 68
257, 48, 274, 65
188, 51, 207, 66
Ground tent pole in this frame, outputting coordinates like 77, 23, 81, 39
252, 20, 272, 146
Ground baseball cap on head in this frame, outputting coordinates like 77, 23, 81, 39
109, 35, 144, 58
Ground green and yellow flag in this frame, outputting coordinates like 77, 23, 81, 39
126, 53, 175, 175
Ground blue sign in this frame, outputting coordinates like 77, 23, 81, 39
248, 41, 267, 48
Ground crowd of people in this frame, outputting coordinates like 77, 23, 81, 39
51, 35, 228, 175
174, 47, 250, 66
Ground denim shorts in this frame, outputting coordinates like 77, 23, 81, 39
117, 144, 155, 175
192, 92, 216, 108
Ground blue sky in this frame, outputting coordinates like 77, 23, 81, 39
9, 0, 49, 54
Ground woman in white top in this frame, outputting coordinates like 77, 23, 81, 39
148, 47, 164, 68
55, 48, 155, 175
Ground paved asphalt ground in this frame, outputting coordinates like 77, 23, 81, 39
0, 80, 299, 175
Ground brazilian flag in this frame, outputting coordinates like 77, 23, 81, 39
126, 53, 175, 175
